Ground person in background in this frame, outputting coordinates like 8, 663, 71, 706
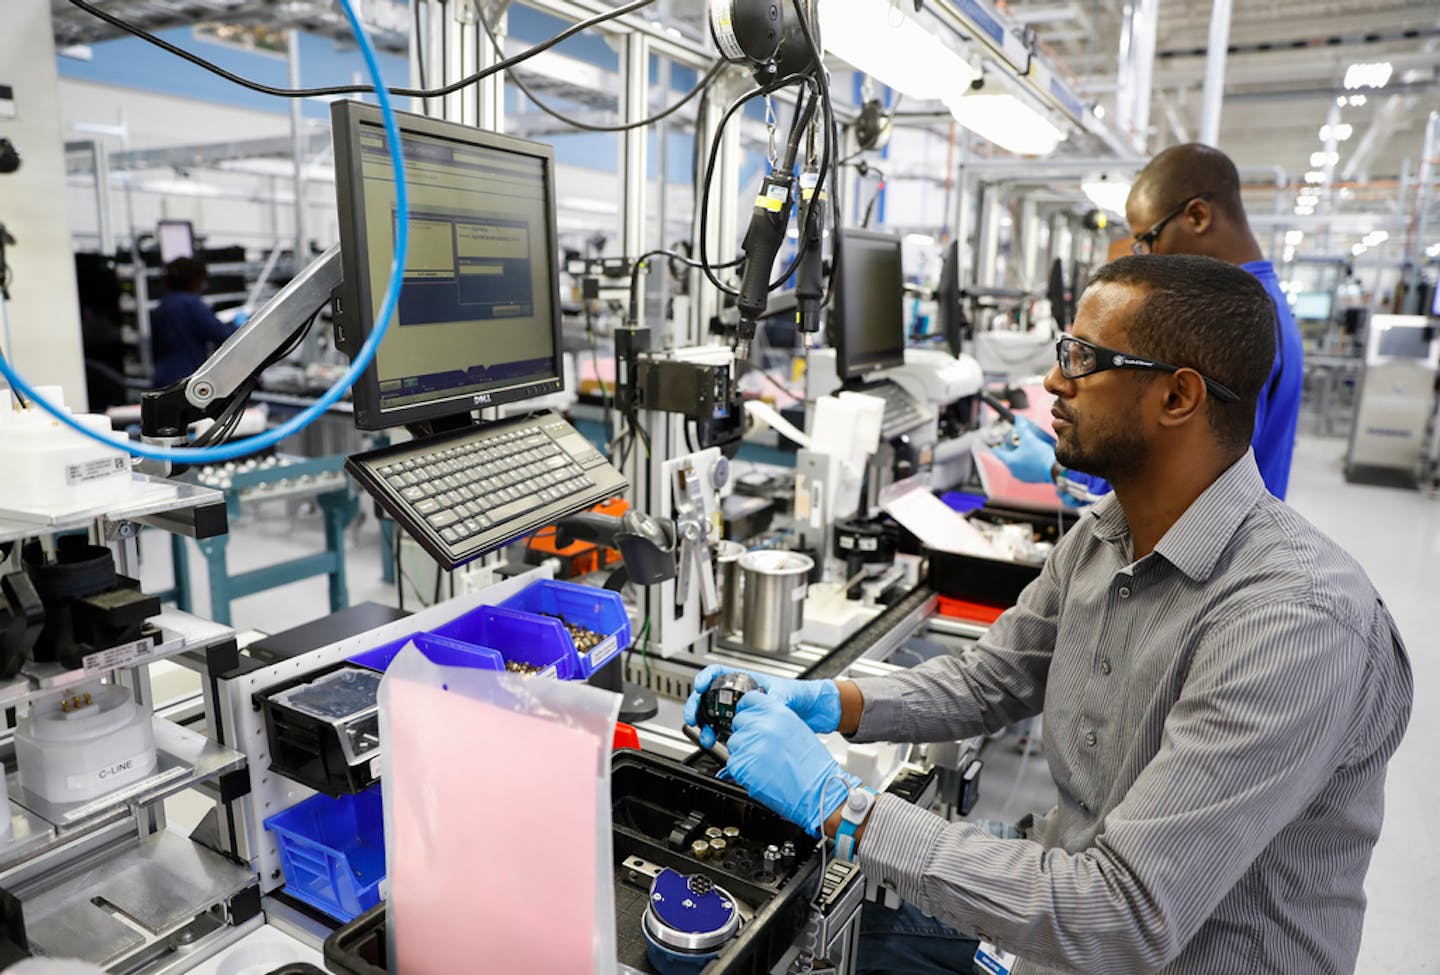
150, 257, 236, 387
689, 255, 1411, 975
997, 143, 1305, 501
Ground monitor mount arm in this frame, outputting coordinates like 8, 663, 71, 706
138, 244, 343, 470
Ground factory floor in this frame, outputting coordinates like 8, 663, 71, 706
136, 432, 1440, 971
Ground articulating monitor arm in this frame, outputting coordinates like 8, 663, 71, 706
139, 245, 344, 450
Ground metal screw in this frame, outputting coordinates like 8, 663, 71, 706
708, 838, 727, 854
192, 381, 214, 401
691, 840, 710, 860
705, 827, 723, 839
722, 826, 741, 839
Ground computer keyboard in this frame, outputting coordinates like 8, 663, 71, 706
346, 410, 627, 568
851, 379, 931, 439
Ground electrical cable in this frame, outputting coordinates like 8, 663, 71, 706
9, 0, 408, 465
696, 73, 818, 297
474, 1, 723, 134
63, 0, 658, 101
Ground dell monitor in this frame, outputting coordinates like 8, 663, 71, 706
331, 100, 565, 430
831, 229, 905, 381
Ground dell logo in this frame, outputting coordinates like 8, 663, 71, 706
472, 393, 492, 405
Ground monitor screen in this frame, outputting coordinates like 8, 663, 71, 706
1291, 290, 1332, 321
1376, 322, 1434, 360
157, 220, 194, 264
331, 101, 564, 430
831, 229, 905, 380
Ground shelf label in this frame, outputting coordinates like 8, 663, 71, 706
61, 764, 188, 822
82, 636, 159, 673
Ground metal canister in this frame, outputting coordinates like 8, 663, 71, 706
714, 541, 747, 637
738, 550, 815, 654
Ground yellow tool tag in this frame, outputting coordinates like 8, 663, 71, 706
755, 194, 784, 212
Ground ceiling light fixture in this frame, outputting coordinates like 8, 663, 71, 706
1344, 62, 1393, 90
820, 0, 979, 101
1285, 230, 1305, 246
1310, 150, 1339, 167
1305, 170, 1326, 183
1352, 243, 1368, 256
1319, 123, 1354, 142
1081, 175, 1132, 215
945, 92, 1066, 156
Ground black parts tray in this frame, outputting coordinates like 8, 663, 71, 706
611, 751, 821, 974
255, 663, 381, 797
324, 752, 822, 975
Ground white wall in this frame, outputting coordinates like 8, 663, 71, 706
59, 80, 338, 254
1, 0, 87, 406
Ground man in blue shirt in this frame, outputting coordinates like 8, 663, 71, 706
151, 257, 236, 387
998, 143, 1304, 499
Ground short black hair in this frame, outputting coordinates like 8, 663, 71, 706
164, 256, 208, 293
1134, 143, 1247, 225
1087, 254, 1276, 450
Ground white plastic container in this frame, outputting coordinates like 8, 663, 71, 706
16, 682, 157, 804
0, 388, 132, 515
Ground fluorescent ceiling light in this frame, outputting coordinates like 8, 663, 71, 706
904, 234, 936, 247
1081, 176, 1132, 216
819, 0, 979, 100
1282, 247, 1296, 263
139, 178, 220, 198
1352, 243, 1367, 256
1093, 104, 1106, 119
1363, 230, 1388, 246
1297, 193, 1320, 207
1295, 205, 1315, 216
1319, 123, 1353, 142
946, 92, 1066, 156
1284, 230, 1304, 246
1310, 150, 1339, 167
1304, 170, 1326, 183
1427, 243, 1440, 258
1344, 62, 1392, 90
1348, 94, 1367, 106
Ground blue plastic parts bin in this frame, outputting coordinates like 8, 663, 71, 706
264, 785, 385, 922
346, 634, 419, 673
347, 633, 504, 674
500, 579, 631, 678
940, 491, 987, 515
430, 604, 579, 679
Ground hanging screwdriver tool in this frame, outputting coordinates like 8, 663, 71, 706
794, 166, 826, 335
734, 91, 817, 360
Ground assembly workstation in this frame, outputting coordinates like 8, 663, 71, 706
0, 0, 1435, 973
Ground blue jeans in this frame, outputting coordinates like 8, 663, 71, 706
857, 899, 980, 975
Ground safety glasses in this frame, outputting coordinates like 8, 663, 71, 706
1055, 334, 1239, 403
1131, 192, 1213, 254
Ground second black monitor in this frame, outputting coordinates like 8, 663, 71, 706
831, 229, 905, 381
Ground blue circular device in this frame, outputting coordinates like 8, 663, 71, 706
642, 868, 742, 975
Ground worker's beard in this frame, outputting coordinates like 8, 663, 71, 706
1052, 401, 1148, 483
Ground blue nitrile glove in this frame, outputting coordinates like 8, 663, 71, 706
720, 692, 860, 837
992, 416, 1058, 484
684, 666, 841, 748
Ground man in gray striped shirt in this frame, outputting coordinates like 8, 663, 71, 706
691, 254, 1412, 973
